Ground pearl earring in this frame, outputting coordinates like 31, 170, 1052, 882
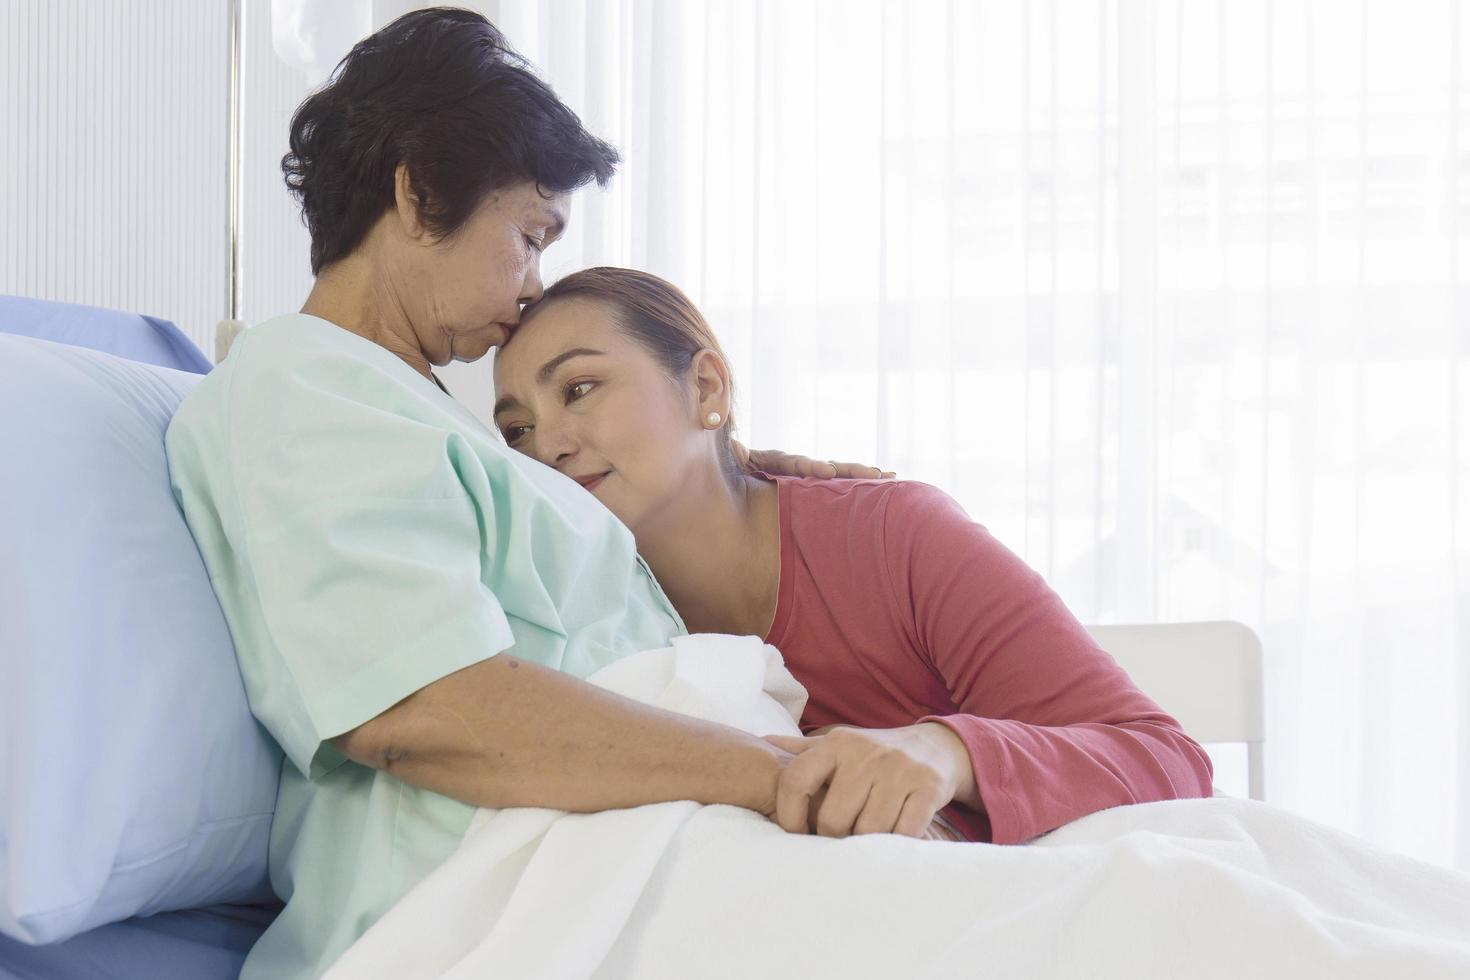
705, 412, 722, 428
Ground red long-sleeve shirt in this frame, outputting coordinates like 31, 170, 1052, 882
760, 475, 1215, 844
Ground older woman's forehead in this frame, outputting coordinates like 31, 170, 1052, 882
496, 183, 569, 226
475, 182, 568, 221
532, 199, 569, 235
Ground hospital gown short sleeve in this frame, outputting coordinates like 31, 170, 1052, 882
165, 313, 684, 980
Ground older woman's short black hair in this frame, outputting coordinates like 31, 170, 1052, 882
282, 6, 618, 275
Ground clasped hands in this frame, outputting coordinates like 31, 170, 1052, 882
732, 448, 966, 839
762, 722, 975, 842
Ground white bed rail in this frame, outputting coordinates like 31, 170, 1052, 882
1085, 620, 1265, 801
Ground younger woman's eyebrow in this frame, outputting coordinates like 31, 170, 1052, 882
536, 348, 605, 383
492, 393, 521, 418
494, 348, 608, 417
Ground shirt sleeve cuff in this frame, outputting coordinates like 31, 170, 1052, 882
298, 607, 516, 780
918, 713, 1031, 845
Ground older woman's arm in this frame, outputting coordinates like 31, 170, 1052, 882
738, 443, 894, 480
167, 341, 799, 829
332, 652, 791, 817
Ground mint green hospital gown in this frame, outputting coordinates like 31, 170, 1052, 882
165, 313, 685, 980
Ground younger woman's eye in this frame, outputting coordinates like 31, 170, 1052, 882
565, 380, 596, 403
502, 424, 531, 444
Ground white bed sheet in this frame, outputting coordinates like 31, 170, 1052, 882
326, 635, 1470, 980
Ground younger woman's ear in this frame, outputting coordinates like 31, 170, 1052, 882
393, 163, 429, 240
690, 348, 732, 420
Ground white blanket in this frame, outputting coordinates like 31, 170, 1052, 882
326, 634, 1470, 980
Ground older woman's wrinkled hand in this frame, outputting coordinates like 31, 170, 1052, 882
735, 441, 895, 480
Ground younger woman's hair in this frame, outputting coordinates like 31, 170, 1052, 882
282, 7, 619, 275
527, 267, 753, 483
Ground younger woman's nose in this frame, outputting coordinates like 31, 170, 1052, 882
532, 416, 577, 469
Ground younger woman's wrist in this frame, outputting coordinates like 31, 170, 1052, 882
917, 720, 984, 813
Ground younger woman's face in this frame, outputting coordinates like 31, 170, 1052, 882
491, 297, 713, 534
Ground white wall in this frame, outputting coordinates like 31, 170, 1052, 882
1, 1, 229, 355
0, 1, 507, 418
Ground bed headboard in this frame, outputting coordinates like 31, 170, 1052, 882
1085, 620, 1266, 801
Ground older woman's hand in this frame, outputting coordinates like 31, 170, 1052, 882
735, 441, 895, 480
762, 723, 978, 839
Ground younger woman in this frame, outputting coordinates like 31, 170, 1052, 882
491, 267, 1214, 843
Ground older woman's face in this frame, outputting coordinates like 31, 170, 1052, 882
405, 181, 570, 366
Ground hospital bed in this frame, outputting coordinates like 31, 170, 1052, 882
0, 296, 1266, 979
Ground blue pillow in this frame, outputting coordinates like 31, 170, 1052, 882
0, 335, 282, 945
0, 295, 213, 375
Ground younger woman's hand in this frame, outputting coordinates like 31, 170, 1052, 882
762, 723, 975, 839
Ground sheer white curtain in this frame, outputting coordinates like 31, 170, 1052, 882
468, 0, 1468, 871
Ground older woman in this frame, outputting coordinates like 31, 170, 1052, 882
165, 10, 871, 979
